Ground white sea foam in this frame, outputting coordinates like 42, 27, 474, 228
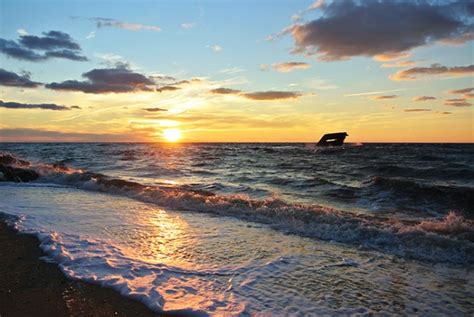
2, 183, 473, 316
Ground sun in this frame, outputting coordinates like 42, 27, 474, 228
163, 129, 182, 142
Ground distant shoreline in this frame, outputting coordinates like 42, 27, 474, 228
1, 141, 473, 144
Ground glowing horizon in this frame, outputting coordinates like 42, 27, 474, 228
0, 0, 473, 143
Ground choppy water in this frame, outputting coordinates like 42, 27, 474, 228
0, 143, 473, 315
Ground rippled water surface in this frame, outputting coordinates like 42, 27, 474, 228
0, 143, 473, 315
2, 143, 473, 218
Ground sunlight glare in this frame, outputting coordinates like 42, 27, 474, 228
163, 129, 182, 142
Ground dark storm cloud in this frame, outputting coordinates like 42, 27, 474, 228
412, 96, 437, 102
46, 66, 157, 93
19, 31, 81, 50
286, 1, 473, 61
46, 65, 192, 94
209, 88, 302, 100
390, 64, 474, 81
0, 31, 87, 62
0, 39, 46, 61
0, 100, 79, 111
0, 68, 41, 88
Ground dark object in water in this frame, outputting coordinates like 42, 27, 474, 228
0, 164, 39, 182
317, 132, 348, 146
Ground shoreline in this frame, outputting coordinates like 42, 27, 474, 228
0, 220, 180, 317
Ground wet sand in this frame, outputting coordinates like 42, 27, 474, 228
0, 220, 165, 317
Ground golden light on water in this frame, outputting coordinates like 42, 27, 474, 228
163, 129, 182, 142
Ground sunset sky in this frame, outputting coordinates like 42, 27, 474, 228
1, 0, 473, 142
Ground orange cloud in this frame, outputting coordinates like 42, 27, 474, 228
380, 60, 416, 68
372, 95, 398, 100
209, 88, 302, 100
271, 62, 311, 73
390, 64, 474, 81
374, 52, 411, 62
209, 88, 241, 94
444, 98, 472, 107
404, 108, 431, 112
412, 96, 436, 102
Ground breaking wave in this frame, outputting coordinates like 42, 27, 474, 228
1, 152, 473, 264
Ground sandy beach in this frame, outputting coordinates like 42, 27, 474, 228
0, 220, 166, 317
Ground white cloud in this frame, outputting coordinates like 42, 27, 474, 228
207, 45, 222, 52
181, 22, 196, 29
307, 0, 325, 11
86, 31, 96, 39
94, 17, 161, 32
304, 78, 337, 90
218, 67, 244, 74
345, 88, 407, 97
16, 29, 28, 36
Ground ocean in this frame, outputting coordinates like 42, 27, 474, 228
0, 142, 473, 315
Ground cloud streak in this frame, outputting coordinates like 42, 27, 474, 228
380, 60, 416, 68
209, 88, 242, 95
93, 17, 161, 32
390, 64, 474, 81
449, 87, 473, 94
0, 128, 136, 142
413, 96, 437, 102
449, 87, 474, 99
210, 87, 302, 100
261, 62, 311, 73
143, 107, 168, 112
372, 95, 397, 100
444, 98, 472, 107
0, 69, 41, 88
404, 108, 431, 112
0, 100, 79, 111
345, 88, 406, 97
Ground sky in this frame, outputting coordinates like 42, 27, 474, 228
0, 0, 473, 143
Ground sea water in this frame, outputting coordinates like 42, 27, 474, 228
0, 143, 473, 315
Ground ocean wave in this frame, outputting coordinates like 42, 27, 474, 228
367, 176, 474, 215
374, 164, 474, 180
1, 152, 473, 264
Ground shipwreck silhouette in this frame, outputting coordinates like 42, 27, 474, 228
317, 132, 348, 146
